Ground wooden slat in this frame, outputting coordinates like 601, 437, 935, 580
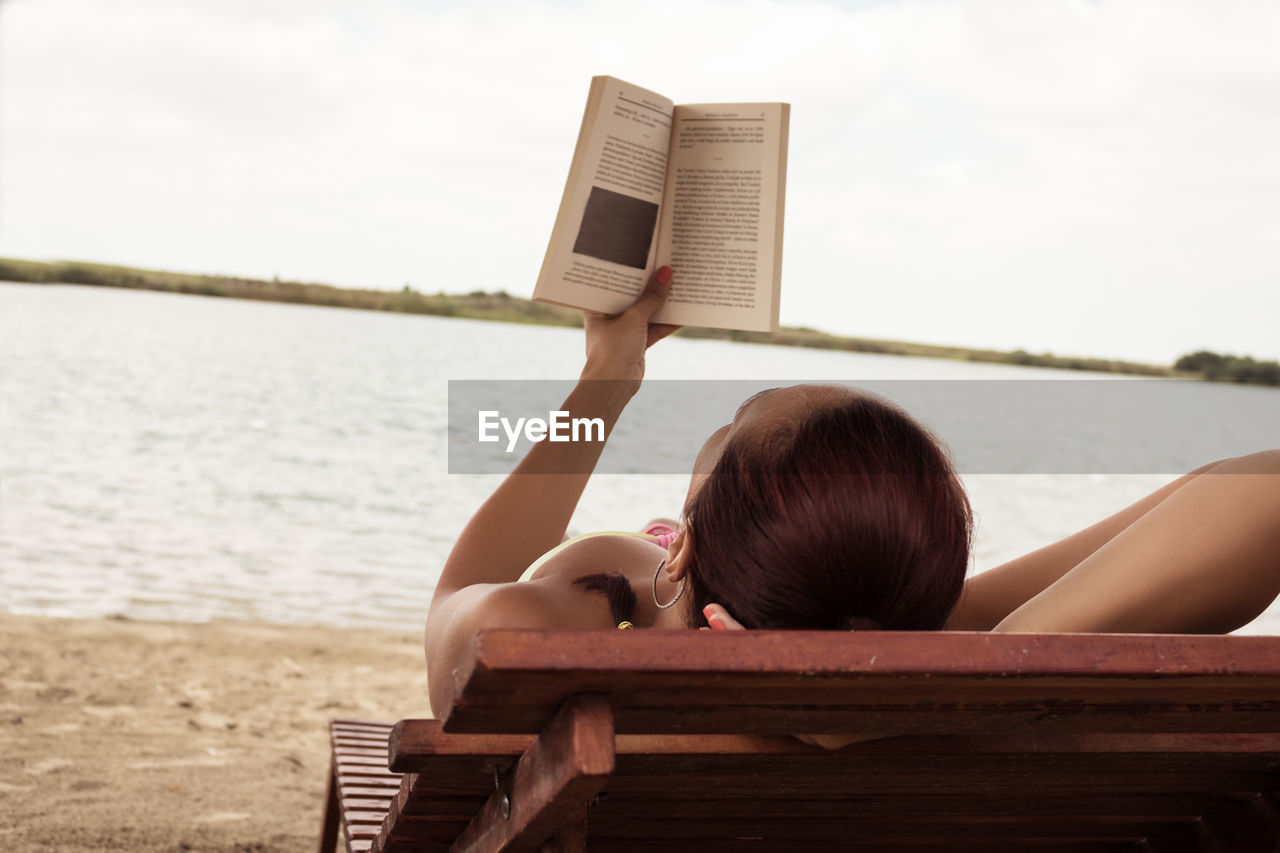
379, 717, 1280, 849
450, 690, 1280, 737
590, 775, 1274, 799
574, 795, 1244, 820
444, 631, 1280, 736
372, 700, 617, 853
355, 743, 1278, 851
390, 722, 1280, 796
334, 631, 1280, 851
383, 812, 1173, 843
328, 719, 402, 853
577, 842, 1134, 852
344, 796, 400, 812
386, 763, 1278, 798
1137, 789, 1280, 852
367, 805, 1206, 849
381, 790, 1253, 822
334, 720, 395, 735
581, 813, 1188, 838
340, 780, 402, 795
536, 813, 586, 853
445, 694, 614, 853
393, 721, 1280, 769
461, 631, 1280, 679
341, 755, 398, 768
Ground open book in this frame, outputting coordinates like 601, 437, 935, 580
533, 76, 790, 333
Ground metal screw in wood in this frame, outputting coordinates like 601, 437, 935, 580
493, 767, 510, 819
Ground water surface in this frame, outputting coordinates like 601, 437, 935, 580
1, 282, 1275, 632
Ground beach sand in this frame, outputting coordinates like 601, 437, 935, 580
0, 613, 430, 852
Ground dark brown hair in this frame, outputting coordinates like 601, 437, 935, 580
573, 572, 637, 626
683, 390, 972, 631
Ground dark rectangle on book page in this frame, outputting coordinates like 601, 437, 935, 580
572, 186, 659, 270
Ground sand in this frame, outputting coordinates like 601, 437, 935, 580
0, 613, 430, 852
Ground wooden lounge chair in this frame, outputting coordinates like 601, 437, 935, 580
319, 630, 1280, 852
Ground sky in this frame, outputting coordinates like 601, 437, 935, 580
1, 0, 1277, 363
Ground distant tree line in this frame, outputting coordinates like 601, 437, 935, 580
0, 258, 582, 327
5, 257, 1275, 389
1174, 350, 1280, 386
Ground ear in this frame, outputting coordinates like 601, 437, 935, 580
665, 526, 694, 583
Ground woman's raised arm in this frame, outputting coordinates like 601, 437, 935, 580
943, 466, 1212, 631
424, 268, 679, 714
430, 267, 679, 598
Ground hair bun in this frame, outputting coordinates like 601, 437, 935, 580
842, 614, 882, 631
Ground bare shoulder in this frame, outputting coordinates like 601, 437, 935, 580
425, 581, 581, 715
523, 532, 665, 582
430, 534, 656, 634
424, 536, 653, 714
425, 534, 664, 715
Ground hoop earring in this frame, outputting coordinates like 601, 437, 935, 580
652, 558, 686, 609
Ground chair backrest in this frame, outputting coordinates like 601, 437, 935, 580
442, 629, 1280, 736
360, 630, 1280, 852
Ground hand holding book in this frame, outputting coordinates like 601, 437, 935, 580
534, 76, 790, 333
580, 266, 681, 392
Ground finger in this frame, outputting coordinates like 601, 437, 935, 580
645, 323, 682, 349
627, 266, 674, 320
703, 603, 745, 630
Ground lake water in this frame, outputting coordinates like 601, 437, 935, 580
1, 282, 1276, 633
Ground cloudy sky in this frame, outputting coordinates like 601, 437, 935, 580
2, 0, 1277, 363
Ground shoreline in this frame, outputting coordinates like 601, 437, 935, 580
0, 258, 1189, 379
0, 612, 429, 852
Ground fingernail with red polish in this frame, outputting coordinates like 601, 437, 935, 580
656, 266, 672, 285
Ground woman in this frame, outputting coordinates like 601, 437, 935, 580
425, 267, 1280, 718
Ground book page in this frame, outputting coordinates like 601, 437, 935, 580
533, 77, 675, 315
652, 102, 789, 332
